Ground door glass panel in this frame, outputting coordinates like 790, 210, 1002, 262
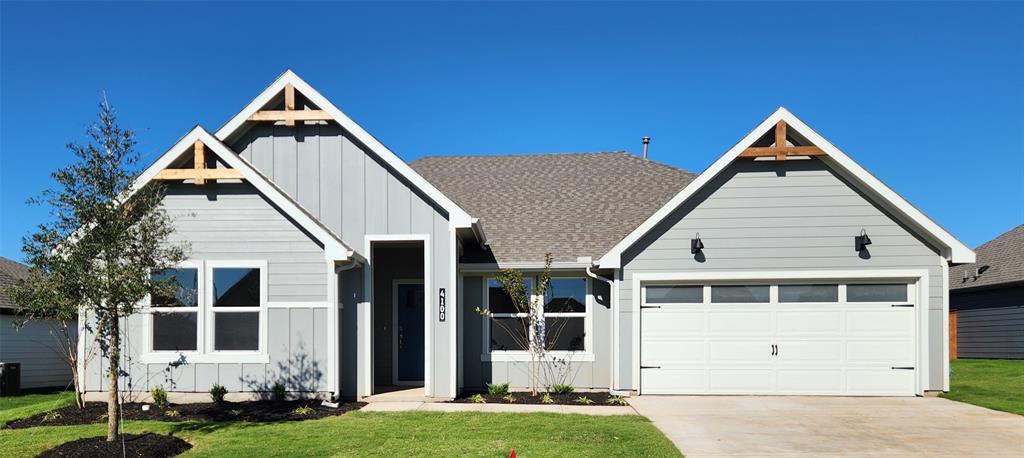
711, 285, 770, 303
779, 284, 839, 303
847, 284, 907, 302
646, 285, 703, 304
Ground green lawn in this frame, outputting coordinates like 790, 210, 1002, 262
0, 390, 75, 427
941, 359, 1024, 416
0, 404, 680, 457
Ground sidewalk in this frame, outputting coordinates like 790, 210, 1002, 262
361, 401, 637, 416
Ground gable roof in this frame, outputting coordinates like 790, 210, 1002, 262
411, 152, 696, 264
0, 257, 29, 310
950, 225, 1024, 291
213, 70, 476, 229
597, 107, 976, 268
134, 126, 360, 262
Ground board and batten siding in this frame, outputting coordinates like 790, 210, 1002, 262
231, 123, 456, 399
0, 316, 76, 389
952, 285, 1024, 359
82, 182, 332, 394
618, 158, 948, 390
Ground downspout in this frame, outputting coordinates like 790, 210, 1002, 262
586, 265, 620, 394
332, 259, 361, 401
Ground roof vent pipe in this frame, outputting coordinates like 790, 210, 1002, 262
641, 136, 651, 160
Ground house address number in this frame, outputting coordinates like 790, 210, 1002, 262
438, 288, 446, 322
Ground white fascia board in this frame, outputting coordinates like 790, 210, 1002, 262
213, 70, 475, 229
132, 126, 358, 262
598, 107, 975, 268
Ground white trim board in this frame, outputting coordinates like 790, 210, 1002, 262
597, 107, 975, 268
132, 126, 358, 262
212, 70, 475, 230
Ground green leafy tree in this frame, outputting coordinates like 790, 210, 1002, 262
7, 97, 186, 442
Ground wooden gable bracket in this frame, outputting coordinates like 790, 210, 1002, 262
153, 140, 243, 186
247, 83, 331, 127
739, 120, 826, 160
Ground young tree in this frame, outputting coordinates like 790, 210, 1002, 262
478, 253, 577, 396
10, 97, 185, 442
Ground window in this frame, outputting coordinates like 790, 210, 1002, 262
711, 285, 770, 303
646, 285, 702, 304
847, 284, 907, 302
486, 277, 589, 353
779, 284, 839, 303
150, 268, 199, 351
211, 267, 261, 351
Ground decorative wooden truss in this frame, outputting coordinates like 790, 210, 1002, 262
739, 121, 825, 161
153, 140, 242, 186
247, 83, 331, 127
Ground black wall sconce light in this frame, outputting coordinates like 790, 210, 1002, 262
855, 229, 872, 252
691, 232, 704, 254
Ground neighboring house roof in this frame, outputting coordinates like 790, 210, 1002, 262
411, 152, 696, 264
0, 256, 29, 310
597, 107, 976, 268
950, 224, 1024, 291
133, 126, 361, 262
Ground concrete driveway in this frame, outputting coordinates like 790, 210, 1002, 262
629, 396, 1024, 457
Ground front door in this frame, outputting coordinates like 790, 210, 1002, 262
395, 282, 425, 384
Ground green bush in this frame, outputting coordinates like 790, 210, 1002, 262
470, 393, 486, 404
550, 383, 575, 394
574, 395, 594, 405
540, 393, 555, 404
210, 384, 228, 403
502, 393, 517, 404
293, 406, 314, 416
272, 382, 287, 401
486, 383, 509, 395
606, 396, 628, 406
151, 386, 168, 406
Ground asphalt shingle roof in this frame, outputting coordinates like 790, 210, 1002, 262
0, 257, 29, 310
950, 224, 1024, 291
410, 152, 696, 264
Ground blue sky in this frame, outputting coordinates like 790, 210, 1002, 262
1, 1, 1021, 261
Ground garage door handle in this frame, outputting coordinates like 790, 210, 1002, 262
891, 304, 914, 308
641, 365, 661, 369
771, 344, 777, 356
641, 305, 662, 309
891, 366, 914, 370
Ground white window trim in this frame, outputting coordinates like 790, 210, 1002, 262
481, 276, 594, 363
139, 260, 270, 365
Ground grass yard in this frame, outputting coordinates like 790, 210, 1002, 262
0, 406, 680, 457
0, 390, 75, 427
941, 359, 1024, 416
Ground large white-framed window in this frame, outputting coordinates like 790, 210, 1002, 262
149, 261, 201, 353
482, 276, 593, 362
205, 260, 267, 354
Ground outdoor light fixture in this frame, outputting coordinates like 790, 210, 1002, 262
855, 229, 872, 252
691, 232, 704, 254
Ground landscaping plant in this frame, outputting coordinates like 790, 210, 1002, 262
292, 406, 314, 416
470, 394, 486, 404
150, 386, 168, 407
209, 384, 227, 403
606, 396, 628, 406
272, 382, 287, 401
540, 393, 554, 404
502, 394, 517, 404
574, 395, 594, 405
487, 383, 510, 395
550, 383, 574, 395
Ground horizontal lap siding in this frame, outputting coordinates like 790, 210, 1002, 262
0, 316, 76, 389
619, 159, 946, 390
953, 286, 1024, 359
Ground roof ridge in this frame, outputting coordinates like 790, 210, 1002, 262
975, 224, 1024, 251
413, 151, 631, 161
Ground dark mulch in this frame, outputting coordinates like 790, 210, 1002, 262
37, 433, 191, 458
451, 391, 625, 406
6, 399, 365, 429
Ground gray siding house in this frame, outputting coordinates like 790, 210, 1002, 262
949, 225, 1023, 359
79, 71, 974, 401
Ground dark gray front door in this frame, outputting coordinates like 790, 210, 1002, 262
396, 283, 425, 383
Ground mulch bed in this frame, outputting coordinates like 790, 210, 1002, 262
451, 391, 624, 406
6, 399, 365, 429
37, 433, 191, 458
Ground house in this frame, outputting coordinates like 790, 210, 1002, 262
78, 71, 975, 401
0, 257, 77, 391
949, 225, 1023, 359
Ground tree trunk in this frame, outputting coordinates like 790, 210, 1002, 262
106, 315, 120, 442
64, 328, 85, 408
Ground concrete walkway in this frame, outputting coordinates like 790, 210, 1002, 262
629, 395, 1024, 457
362, 401, 636, 416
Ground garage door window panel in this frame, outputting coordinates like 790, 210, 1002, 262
646, 285, 703, 304
711, 285, 770, 303
779, 284, 839, 303
847, 284, 907, 302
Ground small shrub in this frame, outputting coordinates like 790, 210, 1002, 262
271, 382, 287, 401
502, 393, 517, 404
209, 383, 228, 403
164, 409, 181, 418
550, 383, 575, 395
540, 393, 554, 404
470, 393, 486, 404
486, 383, 509, 395
606, 396, 628, 406
151, 386, 168, 406
574, 395, 594, 405
229, 409, 243, 416
292, 406, 314, 416
43, 411, 62, 422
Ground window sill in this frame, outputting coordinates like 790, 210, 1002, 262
138, 352, 269, 365
480, 352, 595, 363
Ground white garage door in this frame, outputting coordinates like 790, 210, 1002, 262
640, 282, 917, 396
